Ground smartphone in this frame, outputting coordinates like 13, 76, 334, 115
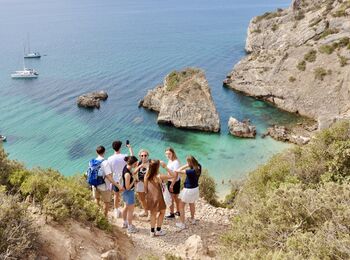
126, 140, 130, 146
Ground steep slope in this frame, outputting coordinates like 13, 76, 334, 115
224, 0, 350, 129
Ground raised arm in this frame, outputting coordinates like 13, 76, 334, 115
127, 144, 134, 156
175, 163, 190, 175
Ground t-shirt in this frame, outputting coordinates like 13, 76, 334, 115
138, 161, 149, 182
95, 155, 112, 191
107, 153, 127, 183
167, 159, 180, 181
122, 165, 134, 190
184, 164, 202, 189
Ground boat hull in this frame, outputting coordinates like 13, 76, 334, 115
11, 74, 38, 79
24, 55, 41, 58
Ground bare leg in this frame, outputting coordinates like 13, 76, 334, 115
150, 211, 157, 229
137, 192, 148, 214
169, 193, 175, 214
103, 201, 109, 217
113, 192, 119, 209
189, 203, 195, 219
122, 204, 128, 222
173, 194, 180, 213
179, 200, 186, 223
157, 209, 166, 228
127, 204, 135, 225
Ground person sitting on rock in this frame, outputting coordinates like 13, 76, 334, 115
145, 159, 176, 237
121, 156, 144, 233
175, 155, 202, 231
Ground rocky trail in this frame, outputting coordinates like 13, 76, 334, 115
109, 199, 237, 259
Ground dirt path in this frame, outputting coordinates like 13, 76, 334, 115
109, 199, 236, 259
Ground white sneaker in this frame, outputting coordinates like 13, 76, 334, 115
155, 229, 166, 236
122, 221, 128, 229
150, 231, 156, 237
127, 224, 138, 233
175, 222, 186, 231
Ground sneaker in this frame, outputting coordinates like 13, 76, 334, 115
127, 225, 138, 234
155, 229, 166, 236
139, 211, 148, 217
122, 221, 128, 229
175, 222, 186, 231
165, 213, 175, 219
190, 218, 196, 225
150, 231, 156, 237
175, 212, 180, 216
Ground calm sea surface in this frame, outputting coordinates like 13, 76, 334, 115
0, 0, 295, 194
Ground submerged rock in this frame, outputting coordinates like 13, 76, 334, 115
77, 91, 108, 109
228, 117, 256, 138
140, 68, 220, 132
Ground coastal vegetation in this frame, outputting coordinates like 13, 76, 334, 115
221, 121, 350, 259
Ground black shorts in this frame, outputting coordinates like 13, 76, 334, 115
167, 179, 181, 195
112, 185, 119, 193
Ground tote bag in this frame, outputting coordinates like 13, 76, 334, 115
161, 183, 172, 207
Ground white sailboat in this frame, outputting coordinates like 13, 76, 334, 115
11, 59, 39, 79
24, 34, 41, 59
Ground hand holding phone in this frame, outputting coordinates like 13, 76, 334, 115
126, 140, 130, 147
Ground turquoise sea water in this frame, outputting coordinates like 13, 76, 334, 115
0, 0, 296, 195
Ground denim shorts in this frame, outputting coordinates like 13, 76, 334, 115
122, 189, 135, 205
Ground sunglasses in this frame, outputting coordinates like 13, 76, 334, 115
140, 154, 148, 157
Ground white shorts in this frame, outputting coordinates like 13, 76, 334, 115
135, 181, 145, 192
178, 187, 199, 204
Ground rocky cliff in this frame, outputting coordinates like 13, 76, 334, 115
224, 0, 350, 129
140, 68, 220, 132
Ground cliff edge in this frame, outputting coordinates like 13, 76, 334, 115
224, 0, 350, 129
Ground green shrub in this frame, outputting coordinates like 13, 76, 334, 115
319, 28, 339, 39
288, 76, 296, 82
222, 121, 350, 259
338, 37, 350, 47
165, 68, 200, 91
199, 170, 220, 207
254, 11, 282, 23
0, 192, 37, 259
0, 145, 24, 186
271, 24, 278, 32
338, 55, 348, 67
304, 49, 317, 62
297, 60, 306, 71
319, 44, 335, 54
314, 67, 329, 80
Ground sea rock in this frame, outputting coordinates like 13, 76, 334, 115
77, 91, 108, 109
228, 117, 256, 138
140, 68, 220, 132
224, 0, 350, 130
263, 125, 310, 145
180, 235, 212, 260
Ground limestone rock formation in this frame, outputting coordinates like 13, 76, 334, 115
140, 68, 220, 132
179, 235, 213, 260
224, 0, 350, 129
262, 125, 311, 145
77, 91, 108, 109
228, 117, 256, 138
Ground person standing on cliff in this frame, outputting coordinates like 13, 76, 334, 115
164, 147, 181, 219
108, 140, 134, 218
175, 155, 202, 231
136, 149, 151, 218
90, 145, 121, 217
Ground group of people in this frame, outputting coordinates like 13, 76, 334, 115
88, 140, 202, 236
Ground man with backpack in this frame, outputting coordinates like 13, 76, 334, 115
108, 140, 134, 218
87, 145, 120, 217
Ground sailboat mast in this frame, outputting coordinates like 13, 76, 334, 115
27, 33, 31, 53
